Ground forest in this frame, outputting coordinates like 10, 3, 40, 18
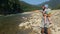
0, 0, 60, 15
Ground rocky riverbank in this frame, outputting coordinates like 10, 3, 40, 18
0, 10, 60, 34
18, 10, 60, 34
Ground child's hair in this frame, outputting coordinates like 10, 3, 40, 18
43, 8, 45, 11
42, 5, 46, 11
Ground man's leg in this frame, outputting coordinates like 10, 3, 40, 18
47, 17, 52, 24
47, 28, 51, 34
41, 28, 44, 34
44, 14, 47, 24
47, 14, 52, 24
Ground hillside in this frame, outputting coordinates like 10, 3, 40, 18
0, 0, 23, 15
38, 0, 60, 9
20, 1, 41, 11
0, 0, 42, 15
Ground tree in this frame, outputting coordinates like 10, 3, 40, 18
0, 0, 23, 15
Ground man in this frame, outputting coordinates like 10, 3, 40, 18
41, 4, 52, 34
42, 4, 52, 24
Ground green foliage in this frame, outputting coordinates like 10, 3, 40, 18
0, 0, 41, 15
20, 1, 41, 12
0, 0, 23, 15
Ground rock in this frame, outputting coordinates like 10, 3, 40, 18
18, 10, 60, 34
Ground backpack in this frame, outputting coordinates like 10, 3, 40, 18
45, 8, 52, 14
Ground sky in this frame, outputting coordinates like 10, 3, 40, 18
21, 0, 49, 5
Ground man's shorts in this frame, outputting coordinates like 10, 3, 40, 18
40, 17, 50, 28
